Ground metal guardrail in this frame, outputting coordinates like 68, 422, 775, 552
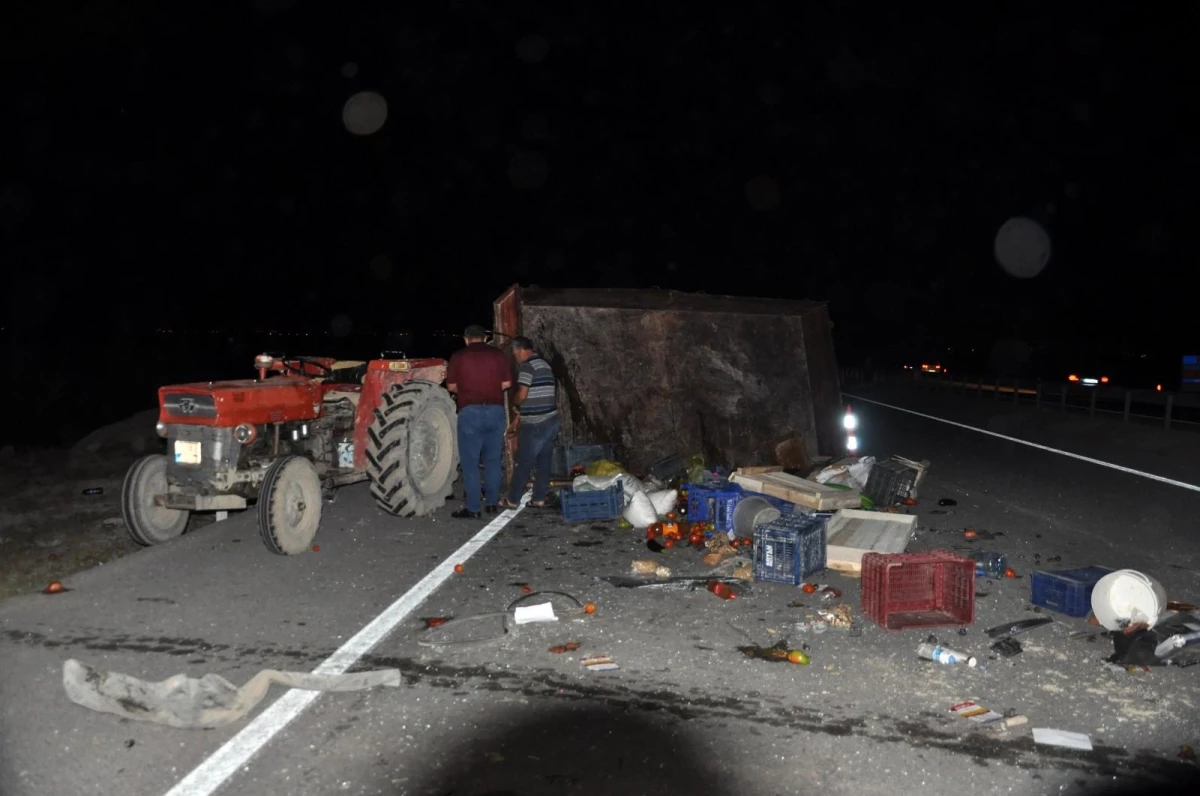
839, 367, 1200, 432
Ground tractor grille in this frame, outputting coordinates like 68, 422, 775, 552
162, 392, 217, 419
166, 425, 237, 485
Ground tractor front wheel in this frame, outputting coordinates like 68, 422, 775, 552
122, 454, 190, 546
257, 456, 323, 555
366, 381, 459, 517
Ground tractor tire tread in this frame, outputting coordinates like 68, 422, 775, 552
365, 381, 458, 518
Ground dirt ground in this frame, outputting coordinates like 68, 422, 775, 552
0, 410, 214, 601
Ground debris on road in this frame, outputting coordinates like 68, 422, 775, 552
549, 641, 581, 653
43, 580, 68, 594
736, 640, 810, 665
512, 602, 558, 625
62, 659, 400, 729
580, 655, 619, 672
991, 637, 1023, 657
1032, 727, 1093, 752
917, 642, 978, 667
985, 616, 1053, 639
950, 700, 1006, 726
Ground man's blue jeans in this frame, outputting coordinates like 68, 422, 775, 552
457, 404, 505, 513
507, 415, 561, 504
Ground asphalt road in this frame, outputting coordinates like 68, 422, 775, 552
3, 399, 1200, 796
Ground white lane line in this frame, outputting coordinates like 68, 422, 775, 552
164, 497, 528, 796
845, 393, 1200, 494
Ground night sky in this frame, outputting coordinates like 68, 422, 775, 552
2, 1, 1195, 440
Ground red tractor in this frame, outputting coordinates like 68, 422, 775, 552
121, 353, 459, 555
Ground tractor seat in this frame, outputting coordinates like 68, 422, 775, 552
326, 361, 368, 385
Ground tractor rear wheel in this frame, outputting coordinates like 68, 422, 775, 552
257, 456, 322, 555
122, 454, 190, 546
366, 380, 459, 517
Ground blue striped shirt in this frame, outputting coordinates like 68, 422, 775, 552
516, 355, 558, 424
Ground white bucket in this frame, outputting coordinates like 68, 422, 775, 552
1090, 569, 1168, 631
731, 497, 782, 539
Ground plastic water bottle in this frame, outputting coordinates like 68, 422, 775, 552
972, 552, 1007, 579
917, 643, 978, 667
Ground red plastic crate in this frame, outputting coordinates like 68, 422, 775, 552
860, 550, 975, 631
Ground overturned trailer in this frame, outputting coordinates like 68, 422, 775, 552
493, 285, 843, 476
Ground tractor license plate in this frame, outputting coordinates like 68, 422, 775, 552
174, 440, 202, 465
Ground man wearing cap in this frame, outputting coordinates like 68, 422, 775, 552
445, 325, 512, 518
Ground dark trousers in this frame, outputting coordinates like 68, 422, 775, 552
507, 415, 560, 504
457, 404, 505, 512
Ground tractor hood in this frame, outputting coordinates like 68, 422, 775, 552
158, 377, 323, 427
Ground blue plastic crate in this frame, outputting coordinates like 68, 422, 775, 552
550, 443, 616, 477
686, 483, 743, 527
560, 479, 624, 523
753, 513, 828, 585
687, 483, 797, 533
1031, 566, 1114, 617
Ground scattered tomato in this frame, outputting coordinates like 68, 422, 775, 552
646, 528, 658, 540
787, 649, 811, 665
522, 585, 533, 594
963, 529, 978, 540
311, 544, 320, 552
454, 564, 465, 574
663, 538, 675, 548
584, 603, 596, 614
43, 580, 66, 594
902, 497, 918, 506
422, 617, 450, 629
1004, 567, 1017, 579
666, 511, 678, 522
802, 583, 817, 594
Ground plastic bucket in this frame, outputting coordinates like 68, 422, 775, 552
1091, 569, 1168, 631
731, 496, 782, 538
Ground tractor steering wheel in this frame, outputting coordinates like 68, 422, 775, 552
280, 356, 333, 379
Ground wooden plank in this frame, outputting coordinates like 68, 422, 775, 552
824, 509, 917, 573
735, 465, 784, 475
730, 471, 861, 511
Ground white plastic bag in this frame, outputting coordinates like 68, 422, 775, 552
571, 474, 623, 494
619, 473, 647, 500
814, 456, 874, 491
623, 491, 659, 529
647, 489, 678, 516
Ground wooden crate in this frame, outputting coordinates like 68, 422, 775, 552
824, 509, 917, 574
731, 470, 862, 511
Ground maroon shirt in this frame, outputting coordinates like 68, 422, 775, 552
446, 343, 513, 408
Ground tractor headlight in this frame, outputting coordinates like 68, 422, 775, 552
846, 435, 859, 452
234, 423, 258, 445
843, 413, 857, 430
